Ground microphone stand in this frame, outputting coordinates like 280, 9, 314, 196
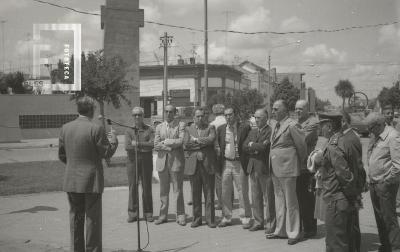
105, 117, 145, 252
134, 125, 142, 252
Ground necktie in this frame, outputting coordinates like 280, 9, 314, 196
272, 122, 280, 140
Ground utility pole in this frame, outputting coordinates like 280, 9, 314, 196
1, 20, 6, 73
160, 32, 173, 121
222, 10, 234, 64
203, 0, 208, 106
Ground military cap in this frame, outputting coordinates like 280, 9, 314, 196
318, 112, 342, 124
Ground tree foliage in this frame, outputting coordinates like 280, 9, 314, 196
377, 82, 400, 110
0, 71, 28, 94
72, 50, 131, 128
50, 55, 74, 84
270, 77, 300, 111
315, 97, 331, 112
334, 79, 354, 108
207, 88, 264, 120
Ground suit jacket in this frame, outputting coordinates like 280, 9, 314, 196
154, 120, 186, 172
299, 116, 319, 172
269, 117, 307, 177
216, 122, 251, 174
243, 125, 272, 175
183, 123, 216, 175
58, 117, 118, 193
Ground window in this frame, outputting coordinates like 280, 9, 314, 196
19, 114, 78, 129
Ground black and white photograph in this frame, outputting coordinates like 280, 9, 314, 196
0, 0, 400, 251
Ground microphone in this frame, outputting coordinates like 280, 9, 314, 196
98, 115, 137, 130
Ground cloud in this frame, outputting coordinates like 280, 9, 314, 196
230, 7, 271, 32
140, 2, 161, 21
280, 16, 310, 32
378, 24, 400, 45
0, 0, 29, 14
302, 44, 347, 63
195, 42, 228, 63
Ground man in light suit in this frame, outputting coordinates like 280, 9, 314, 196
295, 99, 319, 238
58, 96, 118, 252
183, 107, 217, 228
216, 107, 252, 228
154, 104, 186, 226
243, 108, 276, 233
267, 100, 307, 245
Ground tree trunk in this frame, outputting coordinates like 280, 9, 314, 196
99, 100, 106, 129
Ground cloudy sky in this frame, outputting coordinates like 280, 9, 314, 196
0, 0, 399, 105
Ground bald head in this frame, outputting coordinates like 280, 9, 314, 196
365, 112, 386, 137
295, 100, 309, 121
254, 108, 269, 128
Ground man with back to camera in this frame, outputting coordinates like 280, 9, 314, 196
154, 104, 186, 226
366, 112, 400, 252
125, 107, 154, 223
267, 99, 306, 245
183, 107, 217, 228
243, 107, 276, 233
294, 99, 319, 238
58, 96, 118, 252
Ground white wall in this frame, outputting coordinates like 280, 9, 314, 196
140, 78, 196, 102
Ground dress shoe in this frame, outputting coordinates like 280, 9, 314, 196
145, 216, 154, 222
266, 234, 285, 239
207, 222, 217, 228
177, 220, 186, 226
187, 201, 193, 206
288, 238, 300, 245
154, 219, 167, 225
303, 231, 317, 239
242, 222, 252, 229
127, 216, 138, 223
249, 225, 263, 232
218, 221, 231, 228
191, 221, 202, 228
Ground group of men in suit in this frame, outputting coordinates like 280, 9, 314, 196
64, 95, 392, 252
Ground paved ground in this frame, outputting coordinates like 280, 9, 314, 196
0, 183, 382, 252
0, 136, 384, 252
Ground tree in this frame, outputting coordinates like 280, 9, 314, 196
72, 50, 131, 128
377, 83, 400, 111
207, 88, 264, 120
270, 77, 300, 111
0, 71, 28, 94
315, 97, 331, 112
334, 79, 354, 109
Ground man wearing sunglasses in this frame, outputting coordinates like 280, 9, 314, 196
125, 107, 155, 223
154, 104, 186, 226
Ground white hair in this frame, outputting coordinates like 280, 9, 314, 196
132, 107, 144, 114
364, 112, 385, 126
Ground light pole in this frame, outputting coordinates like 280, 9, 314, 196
267, 40, 302, 89
1, 20, 7, 73
203, 0, 208, 106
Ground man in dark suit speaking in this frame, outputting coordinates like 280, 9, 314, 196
58, 96, 118, 252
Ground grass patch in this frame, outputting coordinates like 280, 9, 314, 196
0, 157, 129, 196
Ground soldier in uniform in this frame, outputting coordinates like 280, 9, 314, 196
314, 113, 357, 252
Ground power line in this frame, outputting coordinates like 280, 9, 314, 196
31, 0, 399, 35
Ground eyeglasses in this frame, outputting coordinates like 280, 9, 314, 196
132, 114, 143, 117
165, 110, 175, 114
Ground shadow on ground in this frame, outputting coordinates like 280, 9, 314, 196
111, 241, 199, 252
8, 206, 58, 214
